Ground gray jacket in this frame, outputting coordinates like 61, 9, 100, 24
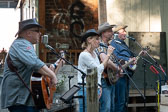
1, 38, 45, 108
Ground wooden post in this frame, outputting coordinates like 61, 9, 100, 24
86, 67, 99, 112
38, 0, 46, 61
98, 0, 107, 25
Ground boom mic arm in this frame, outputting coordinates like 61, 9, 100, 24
126, 35, 136, 41
45, 44, 55, 51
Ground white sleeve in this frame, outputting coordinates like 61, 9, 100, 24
81, 52, 104, 75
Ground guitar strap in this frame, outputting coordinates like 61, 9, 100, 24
6, 54, 34, 96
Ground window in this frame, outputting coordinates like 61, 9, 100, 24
0, 1, 18, 8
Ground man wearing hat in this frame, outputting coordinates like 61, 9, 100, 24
110, 25, 136, 112
1, 18, 57, 112
96, 22, 119, 112
78, 29, 114, 112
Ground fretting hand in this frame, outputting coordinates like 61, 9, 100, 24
129, 57, 137, 65
107, 46, 115, 57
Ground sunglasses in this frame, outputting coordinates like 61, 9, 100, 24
29, 30, 40, 33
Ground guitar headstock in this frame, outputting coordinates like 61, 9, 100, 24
143, 46, 150, 51
60, 50, 65, 58
139, 46, 150, 56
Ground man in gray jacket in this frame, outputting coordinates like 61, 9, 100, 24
1, 18, 57, 112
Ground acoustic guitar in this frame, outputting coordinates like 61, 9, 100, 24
105, 57, 135, 85
30, 51, 65, 109
105, 48, 148, 85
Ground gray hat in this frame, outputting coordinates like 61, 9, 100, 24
113, 25, 128, 33
81, 29, 99, 43
15, 18, 42, 37
98, 22, 116, 34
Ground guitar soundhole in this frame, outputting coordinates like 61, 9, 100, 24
120, 60, 125, 65
31, 81, 46, 109
32, 72, 42, 77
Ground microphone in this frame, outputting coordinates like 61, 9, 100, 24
45, 44, 55, 51
126, 35, 136, 41
42, 35, 48, 45
99, 43, 108, 48
114, 34, 118, 39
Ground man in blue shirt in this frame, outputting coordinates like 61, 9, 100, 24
110, 25, 136, 112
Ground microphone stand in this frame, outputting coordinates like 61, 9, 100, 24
133, 39, 167, 83
112, 54, 146, 104
47, 46, 86, 112
131, 38, 149, 112
131, 38, 167, 112
145, 52, 167, 83
111, 40, 145, 100
142, 57, 147, 112
140, 57, 163, 93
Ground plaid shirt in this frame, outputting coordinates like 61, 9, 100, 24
95, 41, 117, 78
95, 41, 108, 58
95, 41, 116, 63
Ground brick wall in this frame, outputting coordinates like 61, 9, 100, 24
44, 0, 98, 63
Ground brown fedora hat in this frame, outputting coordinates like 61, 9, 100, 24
98, 22, 116, 34
15, 18, 42, 37
113, 25, 128, 33
81, 29, 99, 43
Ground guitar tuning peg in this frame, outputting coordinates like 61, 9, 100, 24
146, 46, 150, 50
143, 46, 150, 51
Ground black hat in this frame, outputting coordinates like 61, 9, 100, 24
15, 18, 42, 37
81, 29, 99, 43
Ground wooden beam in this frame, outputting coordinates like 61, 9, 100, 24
39, 0, 46, 61
98, 0, 107, 25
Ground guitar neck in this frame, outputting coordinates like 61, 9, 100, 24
54, 60, 64, 74
135, 51, 143, 62
54, 51, 65, 75
122, 60, 133, 69
121, 51, 142, 69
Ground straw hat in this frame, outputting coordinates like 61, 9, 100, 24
113, 25, 128, 33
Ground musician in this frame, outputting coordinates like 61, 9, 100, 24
96, 22, 119, 112
1, 18, 57, 112
77, 29, 114, 112
110, 25, 136, 112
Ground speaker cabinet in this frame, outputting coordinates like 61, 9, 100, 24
128, 32, 167, 89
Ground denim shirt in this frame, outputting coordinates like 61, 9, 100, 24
110, 38, 134, 61
1, 38, 45, 109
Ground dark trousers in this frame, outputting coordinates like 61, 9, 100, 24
115, 76, 129, 112
8, 105, 40, 112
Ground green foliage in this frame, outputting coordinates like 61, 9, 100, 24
56, 74, 66, 92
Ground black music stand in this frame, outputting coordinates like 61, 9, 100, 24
60, 85, 80, 103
